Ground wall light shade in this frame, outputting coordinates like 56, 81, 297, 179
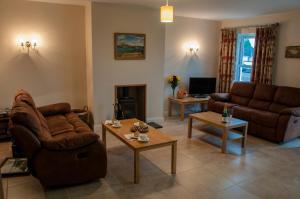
16, 34, 40, 53
183, 42, 200, 54
160, 4, 173, 23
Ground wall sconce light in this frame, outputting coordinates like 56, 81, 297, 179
188, 43, 199, 53
184, 42, 199, 54
20, 40, 37, 49
16, 35, 40, 53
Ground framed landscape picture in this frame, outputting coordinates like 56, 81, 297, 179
285, 46, 300, 58
114, 33, 146, 60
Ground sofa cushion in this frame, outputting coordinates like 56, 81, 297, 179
65, 112, 92, 133
231, 95, 251, 106
14, 89, 36, 108
274, 86, 300, 107
248, 99, 271, 111
269, 103, 288, 113
231, 82, 256, 98
42, 133, 99, 150
11, 101, 43, 135
251, 109, 279, 128
38, 103, 71, 117
46, 115, 74, 136
210, 93, 230, 102
232, 106, 254, 121
253, 84, 277, 101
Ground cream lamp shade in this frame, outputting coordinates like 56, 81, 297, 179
160, 4, 173, 23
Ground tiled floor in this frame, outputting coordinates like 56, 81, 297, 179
1, 118, 300, 199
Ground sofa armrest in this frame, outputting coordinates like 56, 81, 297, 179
38, 103, 71, 116
10, 125, 41, 159
42, 133, 99, 151
280, 107, 300, 117
210, 93, 230, 102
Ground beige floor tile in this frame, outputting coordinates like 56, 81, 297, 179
204, 186, 259, 199
7, 178, 44, 199
2, 118, 300, 198
175, 167, 235, 193
238, 173, 299, 199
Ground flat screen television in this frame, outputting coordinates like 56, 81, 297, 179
189, 77, 216, 97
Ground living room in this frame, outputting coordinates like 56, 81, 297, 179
0, 0, 300, 198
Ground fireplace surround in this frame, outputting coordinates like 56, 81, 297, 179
115, 84, 146, 121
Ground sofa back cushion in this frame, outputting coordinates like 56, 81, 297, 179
269, 86, 300, 113
230, 82, 256, 106
248, 84, 277, 110
11, 101, 43, 135
11, 90, 52, 141
274, 86, 300, 107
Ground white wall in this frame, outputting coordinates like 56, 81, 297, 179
91, 2, 165, 123
0, 0, 87, 108
164, 16, 220, 114
222, 9, 300, 88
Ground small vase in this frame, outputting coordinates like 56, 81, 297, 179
172, 88, 175, 97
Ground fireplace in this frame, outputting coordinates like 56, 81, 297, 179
115, 84, 146, 121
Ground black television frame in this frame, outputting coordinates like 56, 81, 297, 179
188, 77, 216, 97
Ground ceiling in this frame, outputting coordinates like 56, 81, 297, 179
95, 0, 300, 20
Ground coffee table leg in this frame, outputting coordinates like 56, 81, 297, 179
221, 128, 228, 153
102, 124, 106, 148
241, 124, 248, 152
180, 104, 185, 121
171, 142, 177, 174
134, 150, 140, 184
188, 117, 193, 138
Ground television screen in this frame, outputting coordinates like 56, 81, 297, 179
189, 77, 216, 96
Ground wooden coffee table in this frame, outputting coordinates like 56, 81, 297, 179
102, 118, 177, 184
188, 111, 248, 153
168, 97, 209, 121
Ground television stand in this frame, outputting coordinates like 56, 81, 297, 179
168, 97, 209, 121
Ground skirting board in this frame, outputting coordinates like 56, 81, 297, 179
93, 117, 164, 133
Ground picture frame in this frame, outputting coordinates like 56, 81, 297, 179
114, 33, 146, 60
285, 46, 300, 58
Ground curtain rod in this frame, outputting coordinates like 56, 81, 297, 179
222, 22, 279, 30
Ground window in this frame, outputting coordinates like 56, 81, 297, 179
235, 33, 256, 82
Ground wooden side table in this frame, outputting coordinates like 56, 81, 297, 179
168, 97, 209, 121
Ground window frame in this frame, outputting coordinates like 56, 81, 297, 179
235, 33, 256, 82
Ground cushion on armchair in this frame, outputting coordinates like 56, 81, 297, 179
38, 103, 71, 117
42, 133, 99, 151
210, 93, 230, 102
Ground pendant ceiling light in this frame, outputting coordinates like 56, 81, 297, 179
160, 0, 174, 23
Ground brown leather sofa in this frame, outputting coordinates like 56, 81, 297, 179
9, 90, 107, 188
208, 82, 300, 143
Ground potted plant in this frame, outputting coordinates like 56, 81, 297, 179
167, 75, 181, 97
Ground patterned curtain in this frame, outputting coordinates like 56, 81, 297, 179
218, 29, 237, 93
251, 24, 279, 84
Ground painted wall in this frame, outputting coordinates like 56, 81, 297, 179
0, 0, 87, 108
91, 2, 165, 123
164, 16, 220, 114
222, 9, 300, 87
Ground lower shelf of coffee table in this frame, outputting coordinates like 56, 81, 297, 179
198, 125, 244, 140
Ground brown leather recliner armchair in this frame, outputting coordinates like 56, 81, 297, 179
208, 82, 300, 143
9, 90, 107, 188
